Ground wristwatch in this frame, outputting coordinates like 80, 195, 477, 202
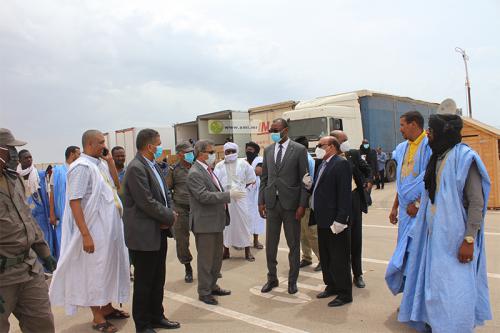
464, 236, 474, 244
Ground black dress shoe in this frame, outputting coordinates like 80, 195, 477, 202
137, 328, 156, 333
314, 262, 322, 272
261, 280, 279, 293
299, 259, 312, 268
316, 288, 337, 299
328, 296, 352, 307
211, 288, 231, 296
199, 295, 218, 305
288, 282, 298, 294
185, 272, 193, 283
152, 318, 180, 329
353, 275, 366, 288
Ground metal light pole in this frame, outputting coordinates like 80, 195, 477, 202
455, 47, 472, 118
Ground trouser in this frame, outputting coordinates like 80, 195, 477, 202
194, 232, 223, 296
300, 208, 320, 262
266, 198, 301, 283
0, 273, 55, 333
129, 230, 168, 331
318, 226, 352, 301
351, 191, 363, 277
173, 205, 193, 265
376, 169, 385, 188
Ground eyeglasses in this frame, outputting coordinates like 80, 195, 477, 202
268, 129, 282, 133
204, 150, 215, 154
316, 143, 330, 149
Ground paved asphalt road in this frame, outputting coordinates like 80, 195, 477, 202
10, 182, 500, 332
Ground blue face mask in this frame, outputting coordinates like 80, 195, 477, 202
363, 144, 369, 149
270, 132, 281, 143
184, 151, 195, 164
154, 145, 163, 159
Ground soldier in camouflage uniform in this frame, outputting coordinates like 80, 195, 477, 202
0, 128, 57, 333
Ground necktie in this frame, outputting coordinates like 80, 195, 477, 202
276, 144, 283, 169
311, 161, 327, 211
207, 167, 222, 191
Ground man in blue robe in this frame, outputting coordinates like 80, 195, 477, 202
17, 149, 56, 257
386, 111, 431, 294
398, 114, 491, 332
49, 146, 80, 259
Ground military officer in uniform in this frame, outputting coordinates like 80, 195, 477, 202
166, 142, 196, 283
0, 128, 57, 333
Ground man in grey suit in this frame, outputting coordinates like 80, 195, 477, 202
259, 118, 309, 295
122, 129, 180, 333
187, 139, 245, 305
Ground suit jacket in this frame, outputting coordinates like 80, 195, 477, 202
122, 153, 175, 251
311, 155, 352, 228
346, 149, 372, 213
258, 140, 309, 210
187, 161, 231, 234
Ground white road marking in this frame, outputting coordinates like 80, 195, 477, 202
363, 224, 500, 236
165, 291, 310, 333
277, 248, 500, 280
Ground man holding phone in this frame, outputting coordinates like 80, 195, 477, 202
50, 129, 130, 333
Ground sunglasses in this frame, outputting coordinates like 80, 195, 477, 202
204, 150, 215, 154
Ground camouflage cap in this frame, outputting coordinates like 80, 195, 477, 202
175, 141, 194, 153
0, 128, 27, 146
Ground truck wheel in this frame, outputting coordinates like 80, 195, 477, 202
385, 159, 397, 182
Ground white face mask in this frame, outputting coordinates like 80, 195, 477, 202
207, 153, 216, 166
224, 153, 238, 163
340, 140, 350, 153
315, 147, 326, 159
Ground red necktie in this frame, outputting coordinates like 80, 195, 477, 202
207, 167, 222, 191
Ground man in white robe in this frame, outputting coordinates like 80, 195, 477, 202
49, 130, 130, 333
245, 141, 265, 249
214, 142, 256, 261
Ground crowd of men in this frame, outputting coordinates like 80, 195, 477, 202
0, 109, 492, 333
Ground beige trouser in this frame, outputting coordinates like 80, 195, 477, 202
0, 273, 54, 333
300, 208, 320, 262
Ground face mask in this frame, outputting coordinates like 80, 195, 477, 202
246, 151, 257, 162
153, 145, 163, 159
207, 153, 216, 166
270, 132, 281, 143
224, 153, 238, 163
184, 151, 195, 164
363, 144, 369, 149
340, 141, 350, 153
315, 147, 326, 159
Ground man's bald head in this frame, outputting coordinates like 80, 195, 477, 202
330, 130, 348, 143
82, 130, 103, 147
81, 129, 106, 158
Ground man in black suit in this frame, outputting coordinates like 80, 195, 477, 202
331, 130, 372, 289
122, 129, 180, 333
304, 136, 352, 307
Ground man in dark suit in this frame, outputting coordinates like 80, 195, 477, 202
187, 139, 243, 305
122, 129, 180, 333
305, 136, 352, 307
331, 130, 372, 289
259, 118, 309, 295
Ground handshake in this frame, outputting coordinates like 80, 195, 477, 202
230, 189, 247, 200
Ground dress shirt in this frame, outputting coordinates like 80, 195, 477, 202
274, 138, 290, 163
142, 155, 167, 203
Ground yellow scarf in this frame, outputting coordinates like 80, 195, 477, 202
401, 131, 426, 179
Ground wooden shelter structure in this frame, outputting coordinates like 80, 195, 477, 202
461, 117, 500, 209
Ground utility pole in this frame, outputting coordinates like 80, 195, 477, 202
455, 47, 472, 118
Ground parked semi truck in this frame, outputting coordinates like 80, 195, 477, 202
283, 90, 439, 181
174, 110, 251, 159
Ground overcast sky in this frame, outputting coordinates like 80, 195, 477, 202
1, 0, 499, 163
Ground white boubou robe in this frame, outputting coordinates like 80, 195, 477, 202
214, 158, 256, 247
49, 155, 130, 315
246, 156, 265, 235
